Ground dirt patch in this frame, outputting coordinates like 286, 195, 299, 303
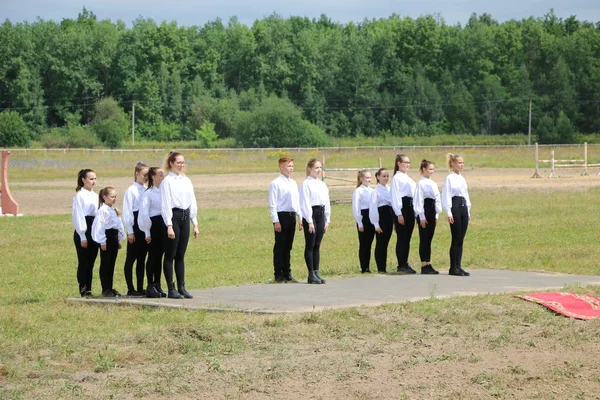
8, 168, 600, 216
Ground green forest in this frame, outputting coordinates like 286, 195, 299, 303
1, 8, 599, 148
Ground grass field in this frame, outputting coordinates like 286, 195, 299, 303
2, 147, 600, 399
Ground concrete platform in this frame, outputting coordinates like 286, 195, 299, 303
66, 269, 600, 314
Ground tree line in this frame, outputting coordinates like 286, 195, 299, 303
1, 8, 599, 148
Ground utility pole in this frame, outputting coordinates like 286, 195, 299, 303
528, 99, 532, 146
131, 100, 135, 147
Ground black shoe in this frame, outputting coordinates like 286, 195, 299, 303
378, 270, 387, 274
127, 289, 144, 297
307, 270, 322, 284
178, 282, 193, 299
285, 275, 299, 283
361, 269, 372, 274
458, 267, 470, 276
314, 270, 326, 284
146, 284, 160, 298
449, 268, 467, 276
102, 289, 116, 298
111, 289, 121, 297
421, 265, 439, 275
167, 282, 183, 299
155, 284, 167, 298
138, 289, 147, 296
274, 276, 286, 283
397, 265, 417, 274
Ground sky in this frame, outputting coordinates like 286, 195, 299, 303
2, 0, 600, 27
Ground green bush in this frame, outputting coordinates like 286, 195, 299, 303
0, 110, 30, 147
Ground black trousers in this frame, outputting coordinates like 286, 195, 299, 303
357, 209, 375, 272
449, 196, 469, 270
302, 205, 326, 272
164, 208, 190, 285
374, 205, 394, 272
99, 229, 119, 292
146, 215, 166, 285
124, 211, 147, 291
418, 198, 437, 263
393, 197, 415, 268
74, 216, 99, 293
273, 211, 296, 279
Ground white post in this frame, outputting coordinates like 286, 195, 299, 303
532, 142, 541, 178
549, 150, 557, 178
582, 142, 589, 176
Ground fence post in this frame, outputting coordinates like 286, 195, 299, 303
532, 143, 541, 178
548, 150, 557, 178
582, 142, 589, 176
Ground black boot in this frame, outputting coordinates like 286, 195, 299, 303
314, 269, 326, 284
146, 283, 160, 298
307, 270, 322, 284
167, 282, 183, 299
155, 283, 167, 298
178, 282, 193, 299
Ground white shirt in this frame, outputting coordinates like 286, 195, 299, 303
91, 204, 126, 246
352, 185, 373, 228
122, 182, 146, 234
390, 171, 416, 216
369, 184, 391, 230
268, 174, 301, 223
138, 186, 162, 238
441, 171, 471, 218
299, 176, 331, 224
161, 172, 198, 226
414, 177, 442, 220
72, 188, 98, 242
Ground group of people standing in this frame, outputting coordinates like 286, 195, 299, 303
74, 151, 471, 297
352, 153, 472, 276
72, 151, 198, 298
268, 152, 471, 285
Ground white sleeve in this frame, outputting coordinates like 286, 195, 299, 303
122, 186, 135, 234
72, 194, 87, 242
161, 178, 174, 226
441, 176, 453, 218
324, 185, 331, 225
91, 208, 107, 245
351, 188, 363, 227
413, 182, 425, 220
137, 191, 152, 238
369, 190, 380, 230
434, 184, 442, 219
299, 182, 313, 224
189, 178, 198, 226
390, 175, 402, 216
268, 181, 279, 223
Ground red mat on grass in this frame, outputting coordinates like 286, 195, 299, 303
516, 292, 600, 320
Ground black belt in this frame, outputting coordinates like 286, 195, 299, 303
172, 208, 190, 220
452, 196, 467, 207
278, 211, 296, 217
312, 205, 325, 215
105, 228, 119, 238
401, 196, 413, 207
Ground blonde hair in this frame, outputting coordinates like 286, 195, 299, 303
133, 161, 148, 181
446, 153, 462, 170
98, 187, 120, 216
356, 169, 370, 187
163, 151, 183, 173
305, 158, 320, 176
393, 154, 408, 174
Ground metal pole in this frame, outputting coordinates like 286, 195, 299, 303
131, 101, 135, 147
